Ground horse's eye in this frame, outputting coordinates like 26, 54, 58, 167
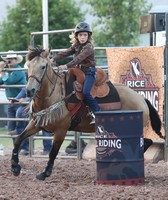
41, 65, 46, 70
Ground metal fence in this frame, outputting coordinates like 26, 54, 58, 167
0, 27, 107, 159
0, 47, 106, 160
0, 28, 167, 160
0, 83, 95, 159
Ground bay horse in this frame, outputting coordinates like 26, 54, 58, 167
11, 47, 163, 180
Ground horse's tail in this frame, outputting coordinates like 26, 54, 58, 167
145, 98, 164, 139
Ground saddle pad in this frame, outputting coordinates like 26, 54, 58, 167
96, 81, 120, 103
65, 73, 120, 109
96, 81, 121, 110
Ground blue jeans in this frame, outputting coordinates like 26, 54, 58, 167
83, 67, 100, 113
7, 104, 20, 132
16, 105, 29, 151
17, 107, 52, 152
8, 104, 52, 152
7, 104, 29, 151
42, 130, 52, 152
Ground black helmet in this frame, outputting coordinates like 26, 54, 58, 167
75, 22, 92, 34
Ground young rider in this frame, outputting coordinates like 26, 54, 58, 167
51, 22, 100, 124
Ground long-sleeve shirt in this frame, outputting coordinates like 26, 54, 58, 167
0, 64, 27, 98
53, 41, 96, 68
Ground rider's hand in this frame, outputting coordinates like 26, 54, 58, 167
58, 65, 68, 73
18, 98, 26, 103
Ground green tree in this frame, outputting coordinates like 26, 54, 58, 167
0, 0, 84, 51
84, 0, 151, 46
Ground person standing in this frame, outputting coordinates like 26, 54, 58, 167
8, 87, 30, 155
0, 50, 27, 153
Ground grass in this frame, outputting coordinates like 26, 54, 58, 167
0, 127, 78, 151
0, 127, 13, 148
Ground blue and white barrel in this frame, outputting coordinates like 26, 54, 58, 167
95, 110, 144, 186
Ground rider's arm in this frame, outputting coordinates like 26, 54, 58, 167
52, 45, 75, 62
66, 43, 95, 68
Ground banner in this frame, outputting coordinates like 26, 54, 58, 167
106, 46, 165, 139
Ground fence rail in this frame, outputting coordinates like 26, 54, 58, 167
1, 27, 166, 160
0, 66, 100, 160
0, 28, 107, 159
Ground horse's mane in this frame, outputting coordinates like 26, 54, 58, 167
27, 47, 45, 61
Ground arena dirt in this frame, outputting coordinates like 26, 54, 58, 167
0, 153, 167, 200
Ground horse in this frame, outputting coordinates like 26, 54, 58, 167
11, 47, 164, 181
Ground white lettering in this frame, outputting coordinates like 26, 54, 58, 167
96, 135, 107, 139
140, 137, 144, 147
127, 80, 145, 88
136, 90, 159, 111
98, 139, 122, 149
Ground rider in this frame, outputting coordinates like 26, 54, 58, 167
51, 22, 100, 124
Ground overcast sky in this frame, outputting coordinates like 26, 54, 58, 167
0, 0, 16, 22
0, 0, 168, 23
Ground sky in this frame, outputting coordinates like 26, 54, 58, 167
0, 0, 16, 23
0, 0, 168, 47
1, 0, 168, 23
148, 0, 168, 5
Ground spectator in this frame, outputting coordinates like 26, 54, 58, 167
0, 50, 27, 144
8, 87, 30, 155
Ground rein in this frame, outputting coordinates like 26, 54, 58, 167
28, 62, 61, 100
27, 55, 77, 127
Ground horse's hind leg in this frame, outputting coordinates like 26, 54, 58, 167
11, 120, 40, 176
36, 129, 67, 181
144, 138, 153, 152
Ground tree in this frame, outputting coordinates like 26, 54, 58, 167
84, 0, 151, 46
0, 0, 84, 51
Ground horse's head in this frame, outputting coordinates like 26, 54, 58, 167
26, 47, 51, 98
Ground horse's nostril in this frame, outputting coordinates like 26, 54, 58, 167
26, 88, 36, 97
26, 90, 31, 97
31, 88, 36, 94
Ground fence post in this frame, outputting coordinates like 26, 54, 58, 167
164, 13, 168, 161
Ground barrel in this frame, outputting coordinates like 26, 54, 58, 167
95, 110, 144, 186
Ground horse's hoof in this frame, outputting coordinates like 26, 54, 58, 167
36, 172, 46, 181
11, 164, 21, 176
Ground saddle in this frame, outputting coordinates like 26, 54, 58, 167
65, 67, 121, 111
68, 67, 109, 100
65, 67, 121, 129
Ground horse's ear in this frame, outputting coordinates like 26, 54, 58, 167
25, 53, 28, 61
41, 48, 51, 58
46, 48, 51, 54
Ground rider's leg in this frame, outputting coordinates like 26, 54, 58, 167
83, 67, 100, 123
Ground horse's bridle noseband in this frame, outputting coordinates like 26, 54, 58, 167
28, 62, 61, 100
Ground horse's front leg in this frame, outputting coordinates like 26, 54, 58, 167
11, 120, 40, 176
36, 129, 67, 180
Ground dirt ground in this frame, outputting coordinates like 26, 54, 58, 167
0, 153, 168, 200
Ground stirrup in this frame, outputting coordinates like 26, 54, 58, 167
90, 117, 95, 124
89, 112, 95, 124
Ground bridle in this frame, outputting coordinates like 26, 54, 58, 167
27, 56, 77, 127
28, 60, 61, 100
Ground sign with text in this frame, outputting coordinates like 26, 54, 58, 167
106, 46, 164, 139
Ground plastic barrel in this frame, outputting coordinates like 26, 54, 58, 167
95, 110, 144, 186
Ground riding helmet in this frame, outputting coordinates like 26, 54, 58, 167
74, 22, 92, 35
